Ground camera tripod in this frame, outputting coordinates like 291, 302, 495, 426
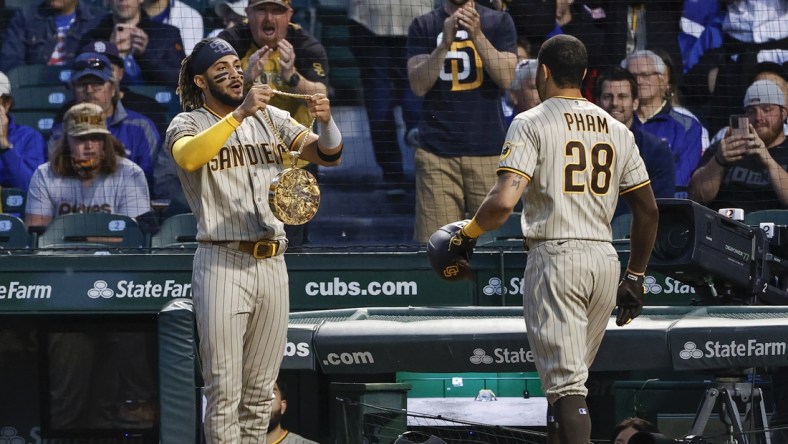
685, 375, 771, 444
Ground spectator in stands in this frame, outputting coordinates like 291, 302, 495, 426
79, 40, 169, 138
26, 102, 150, 228
407, 0, 517, 243
347, 0, 432, 187
0, 71, 47, 192
219, 0, 329, 128
267, 378, 318, 444
505, 59, 541, 126
208, 0, 248, 38
654, 49, 710, 152
74, 41, 187, 215
622, 50, 703, 196
711, 62, 788, 145
685, 0, 788, 135
596, 67, 675, 217
611, 417, 663, 444
0, 0, 103, 73
143, 0, 204, 55
688, 79, 788, 213
49, 52, 157, 188
79, 0, 186, 87
219, 0, 329, 247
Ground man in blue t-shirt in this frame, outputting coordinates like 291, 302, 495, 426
407, 0, 517, 243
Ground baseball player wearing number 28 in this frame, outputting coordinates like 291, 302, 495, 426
164, 37, 343, 444
431, 35, 658, 444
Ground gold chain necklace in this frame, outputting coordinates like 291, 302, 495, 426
263, 88, 320, 226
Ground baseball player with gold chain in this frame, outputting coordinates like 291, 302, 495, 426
427, 35, 658, 444
165, 37, 343, 444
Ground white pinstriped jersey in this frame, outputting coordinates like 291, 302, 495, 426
498, 96, 650, 242
165, 106, 308, 242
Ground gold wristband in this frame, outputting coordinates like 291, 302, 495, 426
462, 219, 485, 239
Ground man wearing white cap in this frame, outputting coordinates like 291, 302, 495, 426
0, 71, 47, 192
689, 79, 788, 212
208, 0, 248, 38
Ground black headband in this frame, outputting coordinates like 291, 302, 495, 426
191, 38, 238, 75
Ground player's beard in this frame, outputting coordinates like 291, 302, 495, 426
208, 80, 243, 108
267, 409, 282, 433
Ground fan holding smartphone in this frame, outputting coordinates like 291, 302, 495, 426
688, 79, 788, 213
77, 0, 185, 87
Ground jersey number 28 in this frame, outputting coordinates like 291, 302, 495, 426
563, 141, 614, 195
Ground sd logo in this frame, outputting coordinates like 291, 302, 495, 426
443, 265, 460, 278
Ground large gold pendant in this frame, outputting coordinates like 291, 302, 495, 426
268, 167, 321, 225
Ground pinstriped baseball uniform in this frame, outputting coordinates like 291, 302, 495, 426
498, 96, 650, 404
165, 105, 308, 444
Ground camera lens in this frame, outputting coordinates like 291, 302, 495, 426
653, 208, 692, 261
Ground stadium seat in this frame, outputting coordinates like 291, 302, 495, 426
12, 111, 57, 137
1, 187, 26, 218
151, 213, 198, 250
126, 84, 181, 119
0, 214, 29, 250
11, 85, 72, 111
611, 213, 633, 240
4, 0, 28, 10
744, 209, 788, 226
477, 212, 523, 247
7, 64, 73, 88
37, 213, 146, 251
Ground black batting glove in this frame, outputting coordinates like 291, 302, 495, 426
448, 221, 477, 270
616, 270, 645, 327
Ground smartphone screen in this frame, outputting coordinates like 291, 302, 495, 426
729, 114, 749, 137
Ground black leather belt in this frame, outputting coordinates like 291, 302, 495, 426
210, 239, 288, 259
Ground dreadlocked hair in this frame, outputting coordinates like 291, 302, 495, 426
177, 39, 211, 112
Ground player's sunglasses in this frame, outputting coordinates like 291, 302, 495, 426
73, 58, 109, 72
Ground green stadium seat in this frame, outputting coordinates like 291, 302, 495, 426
7, 64, 73, 88
1, 188, 26, 218
126, 84, 181, 118
478, 212, 523, 247
151, 213, 198, 250
744, 209, 788, 226
611, 213, 633, 240
0, 214, 29, 250
4, 0, 28, 10
12, 111, 57, 136
11, 85, 72, 111
37, 213, 146, 250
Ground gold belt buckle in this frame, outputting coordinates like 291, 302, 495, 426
252, 241, 276, 259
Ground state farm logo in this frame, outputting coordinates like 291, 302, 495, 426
482, 277, 524, 296
679, 341, 703, 360
470, 347, 534, 364
470, 348, 494, 364
679, 339, 786, 360
88, 280, 114, 298
87, 279, 192, 299
644, 276, 696, 295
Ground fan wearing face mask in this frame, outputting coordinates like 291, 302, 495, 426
25, 102, 150, 229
